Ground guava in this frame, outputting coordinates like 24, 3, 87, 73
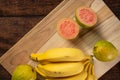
11, 65, 36, 80
93, 40, 118, 62
75, 7, 97, 28
57, 18, 80, 40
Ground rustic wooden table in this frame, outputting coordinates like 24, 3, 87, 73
0, 0, 120, 80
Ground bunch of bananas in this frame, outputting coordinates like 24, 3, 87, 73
30, 48, 97, 80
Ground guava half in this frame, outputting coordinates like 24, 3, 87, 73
57, 18, 80, 40
75, 7, 97, 28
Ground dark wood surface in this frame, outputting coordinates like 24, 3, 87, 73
0, 0, 120, 80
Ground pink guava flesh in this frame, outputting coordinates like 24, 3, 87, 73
57, 19, 79, 39
79, 8, 95, 24
76, 7, 97, 28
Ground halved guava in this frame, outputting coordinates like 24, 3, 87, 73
75, 7, 97, 28
57, 18, 80, 40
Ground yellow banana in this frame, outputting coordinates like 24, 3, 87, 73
91, 64, 98, 80
30, 48, 86, 62
84, 62, 90, 72
30, 53, 43, 61
83, 59, 90, 66
36, 62, 84, 77
35, 67, 46, 77
86, 74, 97, 80
85, 61, 98, 80
91, 64, 95, 75
46, 71, 87, 80
86, 74, 94, 80
93, 76, 97, 80
88, 64, 93, 75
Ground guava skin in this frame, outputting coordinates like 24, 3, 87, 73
75, 7, 97, 28
11, 65, 36, 80
93, 40, 118, 62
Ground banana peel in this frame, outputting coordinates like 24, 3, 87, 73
46, 71, 87, 80
36, 62, 84, 77
30, 48, 86, 62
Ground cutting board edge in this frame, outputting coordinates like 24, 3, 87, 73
0, 0, 70, 64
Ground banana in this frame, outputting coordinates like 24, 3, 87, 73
86, 74, 98, 80
88, 64, 92, 75
85, 65, 93, 80
85, 61, 98, 80
30, 53, 43, 61
35, 67, 46, 77
36, 62, 84, 77
30, 48, 98, 80
83, 59, 90, 66
86, 74, 94, 80
93, 76, 97, 80
91, 64, 94, 75
91, 64, 98, 80
46, 71, 87, 80
84, 62, 90, 72
30, 48, 86, 62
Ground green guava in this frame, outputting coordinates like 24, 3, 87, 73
57, 18, 80, 40
75, 7, 97, 28
93, 40, 118, 62
11, 65, 36, 80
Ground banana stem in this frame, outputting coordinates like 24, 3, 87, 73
90, 55, 94, 64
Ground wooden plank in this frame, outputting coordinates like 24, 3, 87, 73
0, 17, 43, 57
103, 0, 120, 19
0, 0, 120, 79
0, 0, 71, 74
0, 0, 62, 16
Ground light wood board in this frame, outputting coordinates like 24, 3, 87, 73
0, 0, 120, 79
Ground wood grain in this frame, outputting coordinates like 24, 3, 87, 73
0, 17, 43, 55
0, 0, 62, 16
0, 0, 70, 74
103, 0, 120, 19
0, 0, 119, 80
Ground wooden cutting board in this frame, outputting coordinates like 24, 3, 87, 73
0, 0, 120, 79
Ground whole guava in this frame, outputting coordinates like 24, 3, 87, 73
93, 40, 118, 62
11, 65, 36, 80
